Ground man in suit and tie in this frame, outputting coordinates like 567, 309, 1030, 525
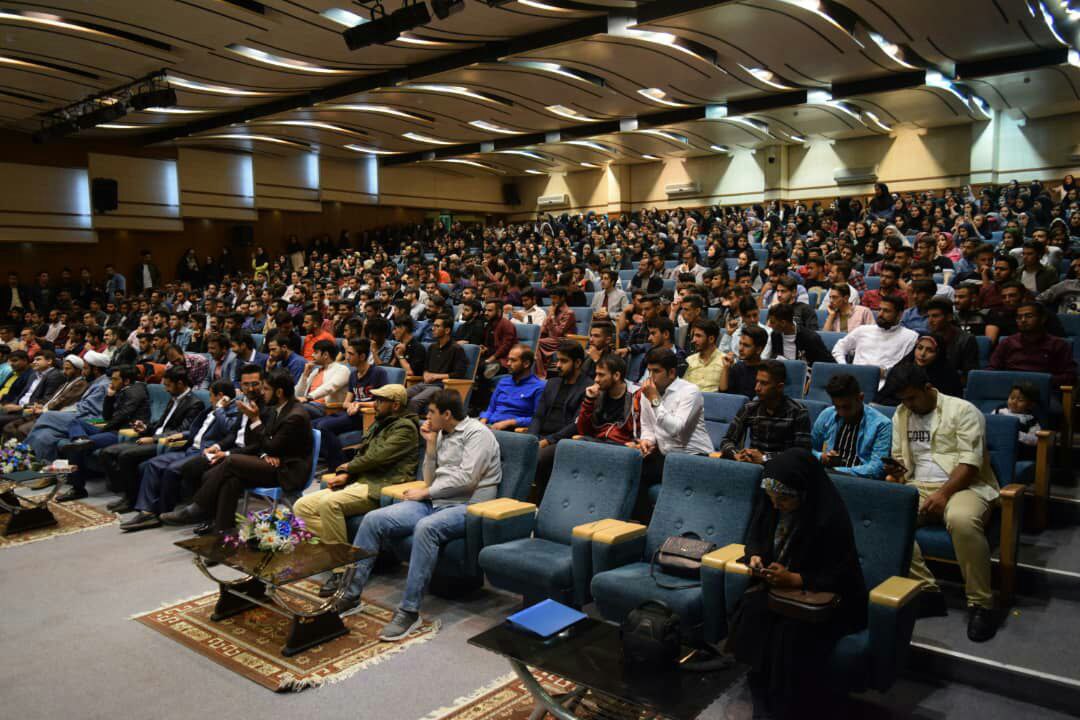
0, 350, 32, 407
96, 366, 205, 513
0, 349, 62, 422
162, 368, 313, 534
121, 379, 240, 532
206, 333, 237, 386
2, 355, 88, 442
590, 269, 629, 323
231, 331, 267, 385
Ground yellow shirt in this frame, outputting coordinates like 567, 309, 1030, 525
684, 349, 727, 393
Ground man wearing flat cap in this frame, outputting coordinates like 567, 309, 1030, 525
294, 384, 421, 598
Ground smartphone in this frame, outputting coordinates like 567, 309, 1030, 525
882, 457, 906, 474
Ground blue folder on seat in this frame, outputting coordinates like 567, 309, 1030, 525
506, 599, 587, 638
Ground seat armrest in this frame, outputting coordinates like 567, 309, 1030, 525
701, 544, 745, 645
703, 543, 746, 571
708, 451, 724, 459
1033, 429, 1053, 530
572, 519, 626, 603
323, 402, 344, 412
1061, 384, 1074, 457
566, 334, 588, 349
467, 499, 535, 519
405, 375, 422, 388
476, 500, 538, 550
381, 481, 426, 504
589, 522, 648, 595
463, 499, 521, 577
997, 483, 1026, 605
869, 576, 922, 608
513, 427, 529, 433
442, 379, 474, 402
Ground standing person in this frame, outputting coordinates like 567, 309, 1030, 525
526, 341, 589, 500
161, 369, 313, 533
725, 449, 867, 718
134, 250, 160, 293
334, 390, 501, 640
886, 364, 1001, 642
535, 287, 576, 378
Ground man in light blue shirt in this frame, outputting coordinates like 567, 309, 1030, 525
900, 278, 937, 335
480, 345, 545, 429
810, 372, 892, 478
27, 351, 112, 462
104, 264, 126, 298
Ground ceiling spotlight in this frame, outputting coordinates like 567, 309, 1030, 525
431, 0, 464, 19
343, 1, 432, 50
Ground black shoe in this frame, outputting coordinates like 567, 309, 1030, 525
318, 573, 343, 598
106, 497, 133, 513
120, 512, 161, 532
967, 606, 998, 643
331, 592, 363, 616
160, 504, 206, 526
917, 590, 948, 619
59, 439, 93, 458
54, 486, 88, 502
193, 522, 215, 536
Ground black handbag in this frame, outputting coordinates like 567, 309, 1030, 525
649, 533, 717, 589
620, 601, 681, 668
767, 588, 840, 623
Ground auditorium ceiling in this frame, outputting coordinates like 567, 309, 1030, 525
1, 0, 1078, 175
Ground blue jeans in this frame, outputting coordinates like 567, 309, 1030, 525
312, 412, 363, 469
347, 501, 467, 613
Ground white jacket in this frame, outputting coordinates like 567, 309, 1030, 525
295, 361, 350, 404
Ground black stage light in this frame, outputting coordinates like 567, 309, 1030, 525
77, 102, 127, 129
343, 1, 432, 50
130, 87, 177, 110
431, 0, 464, 20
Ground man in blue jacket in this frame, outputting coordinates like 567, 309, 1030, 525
479, 345, 545, 430
810, 372, 892, 478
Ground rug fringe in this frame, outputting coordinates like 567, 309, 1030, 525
417, 671, 519, 720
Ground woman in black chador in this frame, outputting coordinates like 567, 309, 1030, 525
726, 449, 867, 716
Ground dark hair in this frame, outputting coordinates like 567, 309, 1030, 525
37, 348, 56, 363
879, 294, 906, 313
910, 278, 937, 296
995, 254, 1019, 271
825, 373, 862, 398
266, 368, 295, 399
366, 316, 390, 337
1016, 299, 1045, 319
112, 364, 138, 383
681, 293, 704, 310
206, 332, 227, 349
692, 318, 720, 342
238, 362, 264, 379
313, 339, 337, 356
925, 298, 953, 316
646, 316, 675, 340
645, 347, 678, 372
232, 330, 255, 351
395, 316, 415, 333
737, 296, 759, 316
428, 388, 465, 420
879, 262, 901, 277
768, 302, 794, 324
210, 379, 236, 398
347, 336, 369, 356
591, 320, 615, 338
741, 324, 768, 349
163, 366, 190, 387
555, 340, 584, 362
887, 363, 930, 392
305, 310, 323, 324
513, 344, 535, 367
757, 359, 786, 384
596, 352, 627, 381
1010, 381, 1039, 404
975, 243, 996, 257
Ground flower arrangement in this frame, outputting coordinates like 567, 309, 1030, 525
1, 439, 37, 474
224, 506, 318, 554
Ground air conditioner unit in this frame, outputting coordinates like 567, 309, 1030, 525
665, 182, 700, 197
1069, 145, 1080, 163
833, 166, 878, 186
537, 194, 568, 209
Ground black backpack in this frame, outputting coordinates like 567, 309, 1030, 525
620, 601, 681, 669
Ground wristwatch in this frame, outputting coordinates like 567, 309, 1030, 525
650, 397, 661, 408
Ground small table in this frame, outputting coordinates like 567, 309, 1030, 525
175, 535, 370, 657
469, 617, 742, 720
0, 468, 72, 536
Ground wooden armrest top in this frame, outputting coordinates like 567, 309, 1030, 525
869, 576, 923, 608
465, 498, 517, 517
118, 428, 138, 437
468, 499, 536, 520
592, 521, 647, 545
708, 451, 723, 459
999, 483, 1025, 500
702, 543, 746, 571
1035, 429, 1053, 439
381, 480, 426, 499
513, 427, 529, 433
162, 439, 187, 448
571, 518, 624, 540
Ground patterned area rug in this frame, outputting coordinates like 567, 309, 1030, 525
421, 671, 667, 720
0, 496, 117, 548
134, 580, 441, 692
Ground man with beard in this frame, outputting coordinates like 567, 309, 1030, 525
831, 295, 918, 385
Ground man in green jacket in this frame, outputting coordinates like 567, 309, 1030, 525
294, 384, 420, 593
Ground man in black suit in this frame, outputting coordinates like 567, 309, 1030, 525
134, 250, 161, 293
0, 350, 62, 422
526, 340, 590, 500
766, 302, 833, 366
0, 350, 32, 407
162, 368, 313, 533
98, 366, 205, 513
0, 272, 31, 314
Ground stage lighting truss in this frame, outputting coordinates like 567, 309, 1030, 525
33, 71, 178, 142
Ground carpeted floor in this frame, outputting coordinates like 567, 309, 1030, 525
0, 495, 116, 547
1, 493, 1075, 719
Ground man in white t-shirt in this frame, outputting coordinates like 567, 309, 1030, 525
885, 364, 1000, 643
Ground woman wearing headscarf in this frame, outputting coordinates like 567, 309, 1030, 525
726, 449, 867, 716
877, 335, 963, 405
868, 182, 893, 220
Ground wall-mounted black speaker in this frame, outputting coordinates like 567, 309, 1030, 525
91, 177, 119, 214
231, 225, 254, 246
502, 182, 522, 206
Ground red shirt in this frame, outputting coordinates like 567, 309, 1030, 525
989, 332, 1077, 389
302, 330, 335, 361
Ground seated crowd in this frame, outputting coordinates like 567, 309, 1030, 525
0, 177, 1077, 644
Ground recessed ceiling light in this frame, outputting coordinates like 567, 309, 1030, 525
404, 84, 510, 105
636, 129, 688, 143
564, 140, 613, 153
740, 65, 796, 90
396, 33, 456, 46
226, 44, 353, 74
495, 150, 548, 160
196, 133, 310, 148
403, 132, 455, 145
580, 162, 600, 168
470, 120, 521, 134
616, 25, 714, 64
316, 104, 432, 122
0, 10, 110, 37
637, 88, 689, 108
546, 105, 601, 121
97, 124, 144, 130
345, 144, 398, 155
517, 0, 576, 11
168, 76, 278, 97
321, 8, 369, 27
504, 61, 604, 87
434, 159, 499, 171
525, 169, 545, 175
710, 144, 731, 153
144, 107, 209, 114
250, 120, 367, 137
641, 154, 660, 160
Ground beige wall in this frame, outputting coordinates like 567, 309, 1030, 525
380, 165, 509, 213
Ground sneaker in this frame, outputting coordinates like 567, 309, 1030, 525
378, 609, 421, 641
318, 573, 343, 598
331, 592, 364, 616
55, 486, 88, 502
967, 606, 998, 643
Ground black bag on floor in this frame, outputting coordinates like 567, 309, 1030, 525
620, 600, 681, 668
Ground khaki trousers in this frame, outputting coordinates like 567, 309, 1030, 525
293, 483, 376, 547
908, 482, 996, 608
